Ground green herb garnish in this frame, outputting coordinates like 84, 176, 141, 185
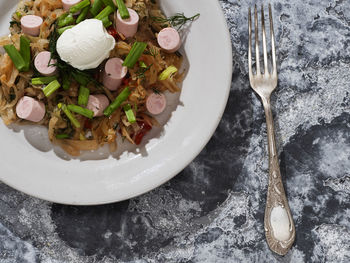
104, 87, 131, 116
101, 16, 112, 28
78, 86, 90, 106
43, 80, 61, 97
115, 0, 130, 19
136, 63, 152, 79
102, 0, 116, 10
19, 36, 31, 72
95, 5, 114, 20
58, 13, 75, 28
152, 87, 160, 94
122, 42, 147, 68
159, 65, 178, 80
31, 76, 57, 85
152, 13, 200, 30
67, 104, 94, 119
3, 45, 26, 71
123, 104, 136, 123
90, 0, 104, 16
56, 134, 70, 139
10, 20, 21, 27
76, 6, 90, 24
62, 74, 71, 90
70, 0, 90, 14
58, 25, 74, 35
144, 46, 159, 58
58, 103, 81, 128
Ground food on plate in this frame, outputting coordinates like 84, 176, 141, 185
103, 57, 127, 90
56, 19, 116, 70
62, 0, 82, 11
0, 0, 199, 156
20, 15, 43, 36
34, 51, 58, 76
16, 96, 46, 122
146, 92, 166, 115
87, 94, 109, 117
157, 27, 181, 53
115, 8, 139, 38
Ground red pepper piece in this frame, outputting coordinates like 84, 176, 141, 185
107, 26, 119, 40
134, 121, 152, 145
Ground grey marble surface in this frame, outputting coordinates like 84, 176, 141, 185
1, 0, 350, 262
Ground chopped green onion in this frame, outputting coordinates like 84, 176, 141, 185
72, 71, 90, 86
78, 86, 90, 106
101, 16, 112, 28
62, 74, 71, 90
58, 13, 75, 27
43, 80, 61, 97
76, 6, 90, 24
123, 104, 136, 123
102, 0, 116, 10
79, 133, 86, 141
58, 25, 74, 35
139, 61, 147, 68
103, 86, 130, 116
159, 65, 178, 80
58, 13, 68, 23
16, 11, 22, 18
115, 0, 130, 19
70, 0, 90, 14
90, 0, 103, 16
19, 36, 31, 72
31, 76, 57, 85
67, 104, 94, 119
95, 5, 114, 20
58, 103, 81, 128
122, 42, 147, 68
3, 45, 26, 71
56, 134, 70, 139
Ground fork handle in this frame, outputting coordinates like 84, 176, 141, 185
262, 97, 295, 256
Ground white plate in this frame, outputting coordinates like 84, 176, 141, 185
0, 0, 232, 205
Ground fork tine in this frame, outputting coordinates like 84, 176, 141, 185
269, 4, 277, 75
248, 7, 252, 78
254, 5, 261, 75
261, 5, 268, 74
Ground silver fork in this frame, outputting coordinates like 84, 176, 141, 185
248, 4, 295, 255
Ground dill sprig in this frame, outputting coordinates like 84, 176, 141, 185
10, 20, 21, 28
144, 46, 159, 58
151, 13, 200, 30
152, 87, 160, 94
136, 63, 153, 79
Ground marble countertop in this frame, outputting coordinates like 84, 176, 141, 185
1, 0, 350, 262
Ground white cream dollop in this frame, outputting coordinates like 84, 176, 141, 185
56, 19, 115, 70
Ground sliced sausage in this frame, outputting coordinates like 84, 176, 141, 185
103, 58, 128, 91
86, 94, 110, 117
146, 93, 167, 115
34, 51, 58, 76
157, 27, 181, 53
20, 15, 43, 37
115, 8, 139, 38
16, 96, 46, 122
62, 0, 82, 11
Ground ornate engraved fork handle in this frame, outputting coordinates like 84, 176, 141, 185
261, 97, 295, 255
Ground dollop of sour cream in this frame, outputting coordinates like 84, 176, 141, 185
56, 19, 115, 70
